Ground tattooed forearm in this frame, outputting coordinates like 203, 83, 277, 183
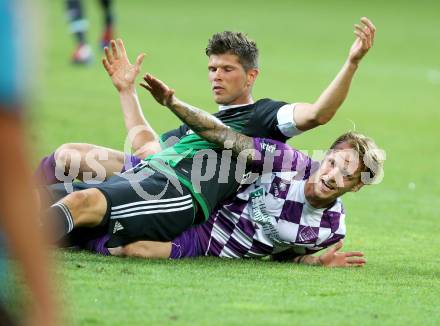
167, 97, 255, 163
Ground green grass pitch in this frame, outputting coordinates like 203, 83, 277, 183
26, 0, 440, 324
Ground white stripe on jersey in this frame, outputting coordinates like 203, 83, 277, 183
211, 219, 233, 245
220, 211, 254, 250
204, 213, 219, 256
219, 246, 240, 258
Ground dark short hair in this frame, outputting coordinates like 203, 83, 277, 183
205, 31, 259, 71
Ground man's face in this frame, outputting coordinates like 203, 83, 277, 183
208, 53, 257, 105
312, 142, 364, 201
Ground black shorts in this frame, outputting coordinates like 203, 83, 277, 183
48, 164, 196, 247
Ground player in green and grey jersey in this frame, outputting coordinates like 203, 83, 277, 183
42, 18, 376, 249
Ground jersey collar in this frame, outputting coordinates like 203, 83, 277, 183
218, 102, 254, 111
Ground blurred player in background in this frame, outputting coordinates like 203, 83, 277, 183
0, 0, 57, 324
66, 0, 115, 64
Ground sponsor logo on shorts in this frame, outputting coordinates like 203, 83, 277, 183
113, 221, 124, 234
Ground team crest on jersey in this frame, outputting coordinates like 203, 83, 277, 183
272, 184, 280, 197
298, 226, 318, 243
270, 175, 291, 198
279, 182, 287, 192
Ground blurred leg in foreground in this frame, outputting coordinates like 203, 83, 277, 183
0, 114, 58, 326
0, 0, 58, 324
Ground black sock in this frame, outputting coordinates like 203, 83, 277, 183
44, 203, 74, 243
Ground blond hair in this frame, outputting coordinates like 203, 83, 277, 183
330, 132, 385, 185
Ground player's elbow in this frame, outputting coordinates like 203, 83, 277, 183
314, 113, 332, 126
300, 115, 329, 130
306, 101, 340, 127
296, 104, 333, 130
309, 109, 334, 127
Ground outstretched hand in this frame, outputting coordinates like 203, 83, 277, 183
102, 39, 145, 92
318, 240, 366, 267
348, 17, 376, 65
140, 73, 176, 107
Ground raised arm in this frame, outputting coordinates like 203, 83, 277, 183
293, 17, 376, 130
102, 39, 161, 158
140, 74, 256, 163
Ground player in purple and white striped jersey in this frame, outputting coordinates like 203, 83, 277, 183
95, 76, 384, 267
172, 137, 346, 260
192, 137, 344, 259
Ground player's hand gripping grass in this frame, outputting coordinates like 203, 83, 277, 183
348, 17, 376, 65
102, 39, 145, 92
141, 73, 255, 163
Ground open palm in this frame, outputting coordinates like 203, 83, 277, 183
140, 73, 175, 107
348, 17, 376, 64
102, 39, 145, 92
319, 240, 366, 267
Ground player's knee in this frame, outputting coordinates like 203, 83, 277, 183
63, 189, 107, 226
63, 190, 88, 210
54, 143, 83, 172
